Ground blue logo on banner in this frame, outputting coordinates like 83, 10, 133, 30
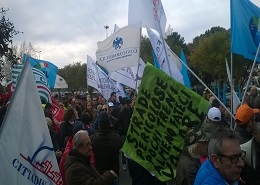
113, 37, 123, 50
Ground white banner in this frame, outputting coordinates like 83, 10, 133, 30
147, 28, 184, 84
87, 55, 101, 92
110, 59, 145, 90
0, 61, 62, 184
97, 66, 120, 100
128, 0, 167, 33
54, 74, 68, 89
96, 24, 141, 72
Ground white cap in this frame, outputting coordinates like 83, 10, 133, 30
108, 102, 114, 107
207, 107, 221, 122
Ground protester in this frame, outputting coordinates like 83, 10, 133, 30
194, 128, 245, 185
239, 123, 260, 184
201, 107, 228, 133
108, 92, 120, 118
235, 104, 259, 144
90, 111, 122, 184
248, 86, 258, 108
97, 94, 105, 106
59, 121, 86, 185
45, 117, 63, 163
92, 97, 98, 109
81, 111, 96, 136
118, 98, 133, 171
103, 103, 121, 135
60, 108, 78, 146
129, 160, 166, 185
176, 127, 210, 185
65, 130, 117, 185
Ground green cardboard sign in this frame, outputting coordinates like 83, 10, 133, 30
121, 64, 210, 182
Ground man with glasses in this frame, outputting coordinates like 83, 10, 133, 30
194, 128, 245, 185
65, 130, 118, 185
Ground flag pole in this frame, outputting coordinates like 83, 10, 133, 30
230, 53, 234, 129
134, 58, 141, 93
241, 43, 260, 104
134, 27, 142, 93
156, 11, 172, 77
172, 51, 235, 120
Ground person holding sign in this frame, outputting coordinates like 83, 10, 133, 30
176, 127, 210, 185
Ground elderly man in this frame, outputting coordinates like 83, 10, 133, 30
194, 128, 245, 185
65, 130, 117, 185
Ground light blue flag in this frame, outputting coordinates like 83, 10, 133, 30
152, 50, 160, 69
180, 50, 191, 88
23, 54, 58, 88
231, 0, 260, 62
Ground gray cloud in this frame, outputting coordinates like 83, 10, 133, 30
2, 0, 260, 68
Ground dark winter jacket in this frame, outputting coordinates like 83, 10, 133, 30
65, 149, 115, 185
90, 129, 122, 175
176, 148, 201, 185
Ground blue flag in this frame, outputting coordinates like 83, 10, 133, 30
180, 50, 191, 88
231, 0, 260, 62
152, 50, 160, 69
23, 54, 58, 88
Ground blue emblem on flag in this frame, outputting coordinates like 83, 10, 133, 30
113, 37, 123, 50
249, 16, 260, 47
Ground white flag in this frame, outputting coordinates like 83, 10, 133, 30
128, 0, 167, 33
0, 62, 63, 184
87, 55, 101, 92
131, 59, 145, 92
96, 24, 141, 72
97, 66, 120, 100
110, 59, 145, 90
54, 74, 68, 89
115, 82, 127, 99
226, 60, 241, 113
147, 28, 184, 84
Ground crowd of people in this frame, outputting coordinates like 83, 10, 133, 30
1, 86, 260, 185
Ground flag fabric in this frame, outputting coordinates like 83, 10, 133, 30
121, 63, 210, 182
231, 0, 260, 62
180, 50, 191, 88
147, 28, 184, 84
54, 75, 68, 89
96, 24, 141, 72
153, 50, 160, 69
86, 55, 102, 92
131, 59, 145, 92
12, 64, 52, 104
109, 59, 145, 90
115, 82, 127, 99
51, 97, 64, 133
128, 0, 167, 33
0, 61, 63, 184
96, 65, 121, 100
23, 54, 58, 88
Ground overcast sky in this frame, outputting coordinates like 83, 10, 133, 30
2, 0, 260, 68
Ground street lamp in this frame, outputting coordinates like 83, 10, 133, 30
104, 25, 109, 38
